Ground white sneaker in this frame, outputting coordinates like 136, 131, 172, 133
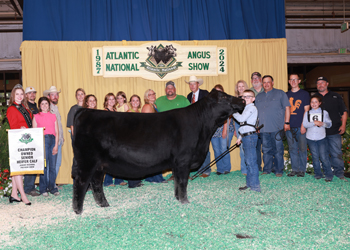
53, 192, 60, 196
42, 192, 49, 197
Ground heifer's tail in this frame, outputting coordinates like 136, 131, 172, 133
191, 143, 240, 181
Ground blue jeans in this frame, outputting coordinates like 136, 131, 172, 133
103, 174, 125, 186
211, 132, 234, 173
256, 133, 262, 171
145, 173, 166, 183
261, 131, 284, 175
46, 143, 62, 185
56, 143, 62, 177
40, 134, 58, 194
235, 122, 247, 174
326, 134, 344, 178
24, 174, 37, 194
242, 133, 260, 192
286, 128, 307, 172
307, 138, 333, 180
197, 151, 211, 175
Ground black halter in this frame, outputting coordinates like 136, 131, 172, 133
12, 103, 32, 128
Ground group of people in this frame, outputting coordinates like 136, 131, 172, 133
6, 73, 348, 204
7, 85, 63, 205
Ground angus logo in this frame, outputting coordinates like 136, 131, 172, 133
19, 133, 33, 144
140, 44, 182, 79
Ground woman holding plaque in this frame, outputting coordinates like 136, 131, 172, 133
6, 84, 33, 205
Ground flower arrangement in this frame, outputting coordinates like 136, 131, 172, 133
0, 99, 11, 198
0, 167, 12, 197
284, 117, 350, 174
284, 140, 314, 174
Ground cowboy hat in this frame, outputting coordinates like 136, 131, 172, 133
185, 76, 203, 86
43, 86, 61, 96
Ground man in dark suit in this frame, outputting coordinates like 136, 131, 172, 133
186, 76, 211, 177
186, 75, 209, 104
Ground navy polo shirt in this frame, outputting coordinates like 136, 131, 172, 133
314, 91, 348, 135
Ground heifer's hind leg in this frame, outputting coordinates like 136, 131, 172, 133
73, 173, 92, 215
173, 167, 190, 204
90, 167, 109, 208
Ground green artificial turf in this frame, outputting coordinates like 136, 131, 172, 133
1, 171, 350, 249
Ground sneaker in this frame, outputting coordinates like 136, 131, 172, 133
42, 192, 49, 197
27, 190, 40, 197
287, 171, 297, 177
276, 174, 283, 177
119, 182, 127, 186
297, 172, 305, 177
53, 192, 60, 196
325, 179, 332, 182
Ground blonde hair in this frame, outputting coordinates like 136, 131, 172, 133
235, 80, 248, 97
144, 89, 156, 104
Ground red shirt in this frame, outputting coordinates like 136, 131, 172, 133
6, 103, 33, 129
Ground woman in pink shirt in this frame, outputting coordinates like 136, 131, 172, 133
32, 97, 59, 197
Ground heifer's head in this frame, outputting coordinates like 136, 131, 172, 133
207, 89, 245, 126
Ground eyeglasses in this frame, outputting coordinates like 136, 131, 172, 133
289, 79, 299, 82
252, 77, 260, 80
148, 93, 156, 96
242, 96, 254, 99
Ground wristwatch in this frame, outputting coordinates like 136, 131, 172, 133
285, 122, 290, 125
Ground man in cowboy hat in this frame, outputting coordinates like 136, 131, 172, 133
44, 86, 64, 187
23, 86, 40, 196
186, 76, 211, 178
186, 75, 209, 104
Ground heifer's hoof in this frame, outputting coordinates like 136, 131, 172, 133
180, 199, 189, 204
73, 208, 83, 215
99, 202, 110, 208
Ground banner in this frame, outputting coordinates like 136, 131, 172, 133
8, 128, 45, 176
92, 42, 227, 81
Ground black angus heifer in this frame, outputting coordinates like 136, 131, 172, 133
72, 89, 245, 214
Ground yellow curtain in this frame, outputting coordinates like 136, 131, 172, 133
20, 39, 287, 184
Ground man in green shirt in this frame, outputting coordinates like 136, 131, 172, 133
155, 81, 190, 112
155, 81, 190, 181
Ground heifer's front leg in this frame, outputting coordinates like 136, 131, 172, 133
73, 173, 93, 215
91, 168, 109, 208
173, 166, 190, 204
